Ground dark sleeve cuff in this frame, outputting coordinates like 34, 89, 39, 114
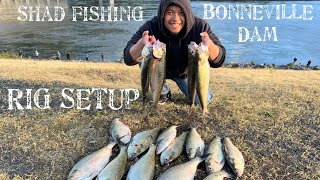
209, 45, 226, 68
123, 44, 138, 66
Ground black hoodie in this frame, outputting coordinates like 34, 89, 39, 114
124, 0, 226, 79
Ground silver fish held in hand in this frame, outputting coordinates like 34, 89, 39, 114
141, 39, 166, 107
188, 42, 210, 116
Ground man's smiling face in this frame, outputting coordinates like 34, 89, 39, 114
164, 4, 185, 34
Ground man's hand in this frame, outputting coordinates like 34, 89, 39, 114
200, 32, 220, 61
200, 32, 213, 46
129, 31, 156, 63
141, 31, 156, 46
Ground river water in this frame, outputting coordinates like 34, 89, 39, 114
0, 0, 319, 66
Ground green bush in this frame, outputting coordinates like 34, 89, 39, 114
0, 52, 19, 59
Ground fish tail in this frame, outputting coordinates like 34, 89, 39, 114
202, 108, 211, 118
116, 135, 129, 146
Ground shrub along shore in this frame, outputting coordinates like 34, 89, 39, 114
1, 52, 319, 70
224, 62, 320, 70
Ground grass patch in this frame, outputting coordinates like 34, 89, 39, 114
0, 53, 19, 59
0, 59, 319, 179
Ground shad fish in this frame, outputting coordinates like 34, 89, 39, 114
149, 40, 166, 105
205, 136, 225, 173
156, 125, 177, 155
127, 127, 161, 160
111, 118, 131, 145
186, 127, 205, 159
157, 156, 205, 180
141, 40, 153, 106
68, 141, 116, 180
203, 170, 236, 180
141, 39, 166, 106
126, 144, 157, 180
188, 42, 210, 116
97, 146, 128, 180
223, 137, 245, 177
160, 132, 188, 165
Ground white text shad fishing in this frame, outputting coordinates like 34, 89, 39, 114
17, 6, 144, 22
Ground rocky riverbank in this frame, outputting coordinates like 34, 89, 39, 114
223, 63, 320, 70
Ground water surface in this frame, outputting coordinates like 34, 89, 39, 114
0, 0, 319, 65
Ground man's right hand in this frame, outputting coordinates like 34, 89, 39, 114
129, 31, 156, 63
141, 31, 156, 46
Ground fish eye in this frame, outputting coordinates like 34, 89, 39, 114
135, 144, 138, 146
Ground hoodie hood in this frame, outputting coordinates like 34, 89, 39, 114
157, 0, 195, 39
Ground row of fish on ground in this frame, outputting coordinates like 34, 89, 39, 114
141, 38, 211, 116
68, 118, 245, 180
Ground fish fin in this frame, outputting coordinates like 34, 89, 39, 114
149, 135, 156, 144
153, 139, 162, 146
229, 158, 235, 165
116, 135, 128, 146
204, 152, 213, 157
187, 122, 198, 130
202, 109, 212, 119
142, 105, 147, 114
188, 105, 195, 116
127, 137, 133, 145
200, 154, 210, 162
228, 174, 237, 180
220, 158, 225, 164
176, 124, 189, 133
108, 135, 115, 144
195, 147, 203, 158
68, 169, 78, 179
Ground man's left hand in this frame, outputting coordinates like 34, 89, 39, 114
200, 32, 220, 61
200, 32, 213, 46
